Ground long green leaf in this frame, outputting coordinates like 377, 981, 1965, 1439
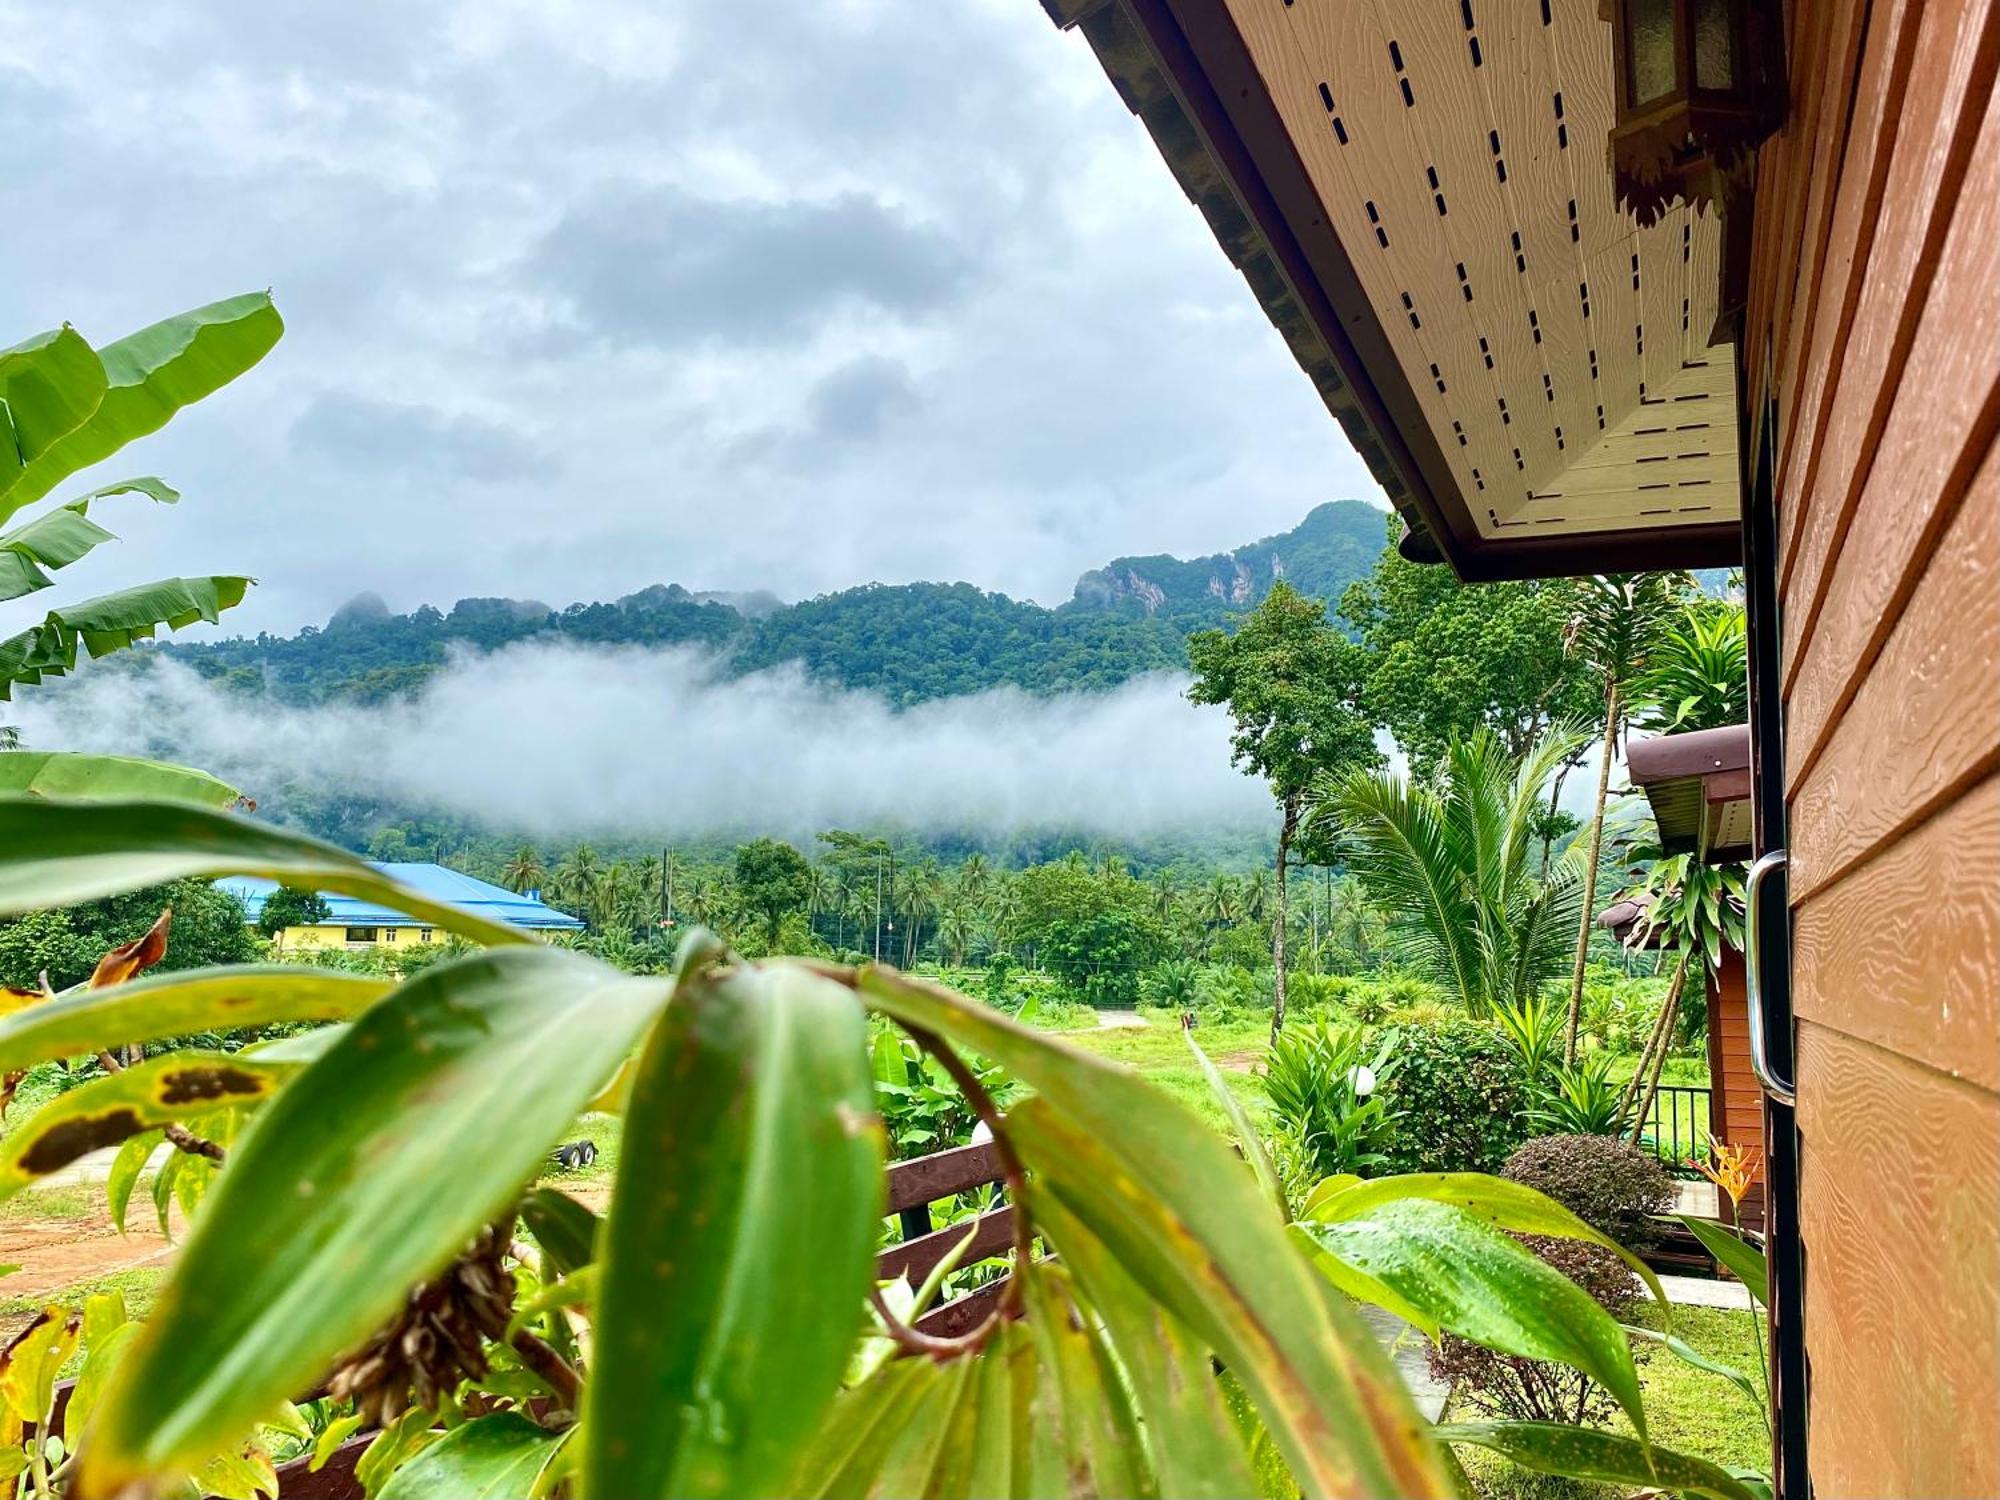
0, 326, 105, 497
107, 1129, 163, 1233
0, 480, 177, 602
1435, 1421, 1761, 1500
860, 966, 1453, 1499
75, 946, 672, 1490
1022, 1261, 1154, 1500
0, 752, 239, 808
1307, 1172, 1665, 1304
0, 294, 283, 519
585, 951, 882, 1500
0, 798, 532, 946
789, 1356, 938, 1499
1678, 1215, 1769, 1306
1294, 1197, 1647, 1436
1185, 1026, 1286, 1220
519, 1187, 599, 1276
0, 1051, 290, 1201
0, 966, 388, 1075
1038, 1193, 1260, 1498
375, 1414, 565, 1500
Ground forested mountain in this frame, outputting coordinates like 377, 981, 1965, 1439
164, 500, 1392, 707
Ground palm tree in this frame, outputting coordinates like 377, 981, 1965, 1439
1150, 871, 1177, 919
936, 905, 977, 967
1309, 727, 1588, 1015
551, 844, 602, 911
956, 853, 990, 905
1560, 572, 1690, 1062
1198, 874, 1242, 928
500, 845, 545, 894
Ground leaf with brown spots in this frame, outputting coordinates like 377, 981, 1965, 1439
0, 1050, 292, 1201
90, 908, 172, 989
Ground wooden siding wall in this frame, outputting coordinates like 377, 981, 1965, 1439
1704, 950, 1767, 1229
1742, 0, 1999, 1491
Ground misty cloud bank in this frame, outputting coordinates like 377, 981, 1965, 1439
15, 644, 1275, 839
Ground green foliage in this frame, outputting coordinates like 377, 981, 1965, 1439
254, 885, 331, 939
1316, 728, 1586, 1014
0, 752, 239, 808
869, 1021, 1012, 1159
1262, 1023, 1401, 1178
1634, 601, 1748, 734
1, 295, 281, 701
1376, 1021, 1533, 1174
1530, 1055, 1639, 1138
1339, 523, 1595, 778
730, 836, 813, 945
1186, 581, 1379, 806
0, 878, 256, 991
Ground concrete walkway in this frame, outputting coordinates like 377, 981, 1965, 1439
1358, 1304, 1450, 1421
1659, 1272, 1755, 1309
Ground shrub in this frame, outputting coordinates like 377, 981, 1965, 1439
1141, 958, 1202, 1009
1430, 1133, 1673, 1426
1528, 1054, 1638, 1137
1375, 1021, 1532, 1174
1201, 964, 1264, 1012
1261, 1023, 1401, 1179
1502, 1132, 1675, 1252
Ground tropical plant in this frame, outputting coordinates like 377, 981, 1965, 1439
1261, 1022, 1402, 1179
1530, 1053, 1640, 1137
1311, 727, 1587, 1015
1492, 989, 1566, 1087
0, 793, 1772, 1500
1188, 581, 1380, 1039
1615, 842, 1747, 1142
499, 845, 546, 895
1559, 571, 1694, 1063
1634, 601, 1749, 734
0, 795, 1471, 1500
0, 295, 281, 705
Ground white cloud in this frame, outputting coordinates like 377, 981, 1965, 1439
14, 647, 1273, 839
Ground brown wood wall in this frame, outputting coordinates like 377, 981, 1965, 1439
1704, 950, 1767, 1230
1741, 0, 1999, 1491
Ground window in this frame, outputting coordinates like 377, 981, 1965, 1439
383, 928, 400, 943
345, 927, 379, 944
420, 928, 434, 943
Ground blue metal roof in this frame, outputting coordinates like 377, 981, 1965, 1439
217, 862, 585, 932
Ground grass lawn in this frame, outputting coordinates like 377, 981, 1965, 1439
0, 1264, 170, 1322
1455, 1300, 1770, 1497
1056, 1008, 1272, 1133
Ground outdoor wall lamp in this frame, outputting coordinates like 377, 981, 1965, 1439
1608, 0, 1785, 224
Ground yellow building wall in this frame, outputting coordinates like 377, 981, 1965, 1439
274, 923, 443, 951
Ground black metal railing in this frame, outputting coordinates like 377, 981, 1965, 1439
1636, 1084, 1713, 1177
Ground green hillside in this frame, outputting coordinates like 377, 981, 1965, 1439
164, 501, 1395, 708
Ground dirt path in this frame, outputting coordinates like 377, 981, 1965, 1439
0, 1202, 184, 1301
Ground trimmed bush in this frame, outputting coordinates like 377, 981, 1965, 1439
1375, 1020, 1532, 1174
1430, 1133, 1674, 1426
1502, 1132, 1675, 1252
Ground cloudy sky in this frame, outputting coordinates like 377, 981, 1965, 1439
0, 0, 1377, 634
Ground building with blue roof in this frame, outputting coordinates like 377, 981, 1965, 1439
217, 863, 585, 951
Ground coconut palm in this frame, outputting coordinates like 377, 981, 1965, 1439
936, 905, 977, 968
551, 845, 602, 911
1309, 726, 1588, 1015
1560, 572, 1692, 1061
499, 846, 546, 894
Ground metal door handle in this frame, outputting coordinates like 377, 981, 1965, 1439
1744, 848, 1795, 1106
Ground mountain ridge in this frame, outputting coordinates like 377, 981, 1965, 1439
160, 500, 1394, 708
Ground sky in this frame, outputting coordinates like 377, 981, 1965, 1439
0, 0, 1377, 635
